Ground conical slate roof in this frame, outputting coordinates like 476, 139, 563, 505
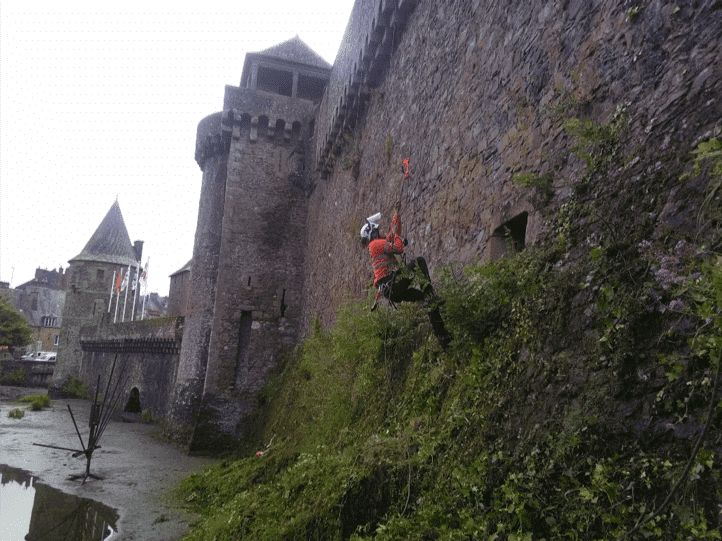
69, 201, 138, 266
257, 36, 331, 69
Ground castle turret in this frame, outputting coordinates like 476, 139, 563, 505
171, 37, 330, 449
50, 201, 141, 394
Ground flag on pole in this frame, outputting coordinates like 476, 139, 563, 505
113, 269, 123, 323
121, 264, 131, 322
120, 268, 130, 292
131, 262, 140, 321
141, 258, 150, 320
108, 270, 116, 313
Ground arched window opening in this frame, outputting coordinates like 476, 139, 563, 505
490, 212, 528, 260
124, 387, 142, 413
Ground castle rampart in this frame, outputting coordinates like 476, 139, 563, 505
50, 1, 721, 453
78, 316, 182, 418
301, 0, 721, 327
314, 0, 417, 176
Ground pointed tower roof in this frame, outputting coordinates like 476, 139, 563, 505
256, 36, 331, 69
69, 201, 138, 266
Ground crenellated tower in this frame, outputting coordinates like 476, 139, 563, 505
171, 37, 330, 449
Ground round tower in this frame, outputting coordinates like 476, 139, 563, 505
50, 201, 141, 394
170, 36, 331, 449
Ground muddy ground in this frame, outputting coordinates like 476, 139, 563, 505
0, 386, 216, 540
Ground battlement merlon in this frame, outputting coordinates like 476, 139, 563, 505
195, 89, 319, 168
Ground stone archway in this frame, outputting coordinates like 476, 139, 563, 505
124, 387, 141, 413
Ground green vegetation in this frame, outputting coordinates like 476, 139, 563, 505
60, 377, 88, 398
512, 171, 554, 205
7, 408, 25, 420
177, 124, 720, 539
141, 409, 155, 424
178, 243, 721, 539
564, 107, 627, 177
384, 134, 394, 165
627, 6, 642, 22
692, 137, 722, 228
19, 394, 50, 411
0, 297, 31, 350
0, 367, 26, 386
690, 137, 722, 178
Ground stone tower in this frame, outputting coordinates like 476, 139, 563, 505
171, 37, 331, 449
50, 201, 142, 393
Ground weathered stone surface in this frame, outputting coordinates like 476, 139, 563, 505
50, 0, 722, 452
302, 0, 721, 327
78, 317, 183, 417
51, 201, 143, 395
173, 53, 324, 449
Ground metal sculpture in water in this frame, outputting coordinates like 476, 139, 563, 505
34, 354, 130, 483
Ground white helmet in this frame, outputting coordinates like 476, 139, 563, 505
360, 212, 382, 242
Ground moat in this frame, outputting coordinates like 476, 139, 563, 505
0, 387, 215, 540
0, 464, 117, 541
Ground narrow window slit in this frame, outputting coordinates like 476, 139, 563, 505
280, 289, 287, 317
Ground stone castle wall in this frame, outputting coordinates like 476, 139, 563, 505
78, 317, 182, 417
302, 0, 721, 326
170, 113, 228, 436
51, 260, 129, 391
52, 0, 719, 451
168, 270, 190, 317
172, 86, 318, 449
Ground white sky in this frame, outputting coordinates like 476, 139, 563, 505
0, 0, 354, 295
0, 473, 35, 540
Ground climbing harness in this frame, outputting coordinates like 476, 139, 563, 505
376, 271, 399, 310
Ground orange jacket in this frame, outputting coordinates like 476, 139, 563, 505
368, 213, 404, 286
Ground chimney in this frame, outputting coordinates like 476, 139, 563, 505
133, 240, 144, 262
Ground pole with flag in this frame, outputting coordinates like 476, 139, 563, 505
131, 261, 140, 321
107, 271, 116, 313
113, 269, 123, 323
121, 264, 131, 322
141, 258, 149, 320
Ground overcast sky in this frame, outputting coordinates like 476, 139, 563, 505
0, 0, 354, 295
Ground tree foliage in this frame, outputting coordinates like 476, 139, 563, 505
0, 297, 32, 349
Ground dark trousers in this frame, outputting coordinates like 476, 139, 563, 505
386, 257, 430, 303
381, 257, 451, 348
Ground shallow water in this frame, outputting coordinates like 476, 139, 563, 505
0, 464, 117, 541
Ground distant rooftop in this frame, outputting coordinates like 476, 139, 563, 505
70, 201, 139, 266
170, 258, 192, 277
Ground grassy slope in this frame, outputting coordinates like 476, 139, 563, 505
177, 137, 722, 540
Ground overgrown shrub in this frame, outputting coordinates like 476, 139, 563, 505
19, 394, 50, 411
0, 368, 26, 386
176, 133, 722, 539
7, 408, 24, 419
60, 377, 88, 398
177, 245, 721, 540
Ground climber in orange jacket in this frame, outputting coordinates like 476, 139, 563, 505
360, 206, 451, 347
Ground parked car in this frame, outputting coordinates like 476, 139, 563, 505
38, 352, 56, 362
21, 351, 56, 362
